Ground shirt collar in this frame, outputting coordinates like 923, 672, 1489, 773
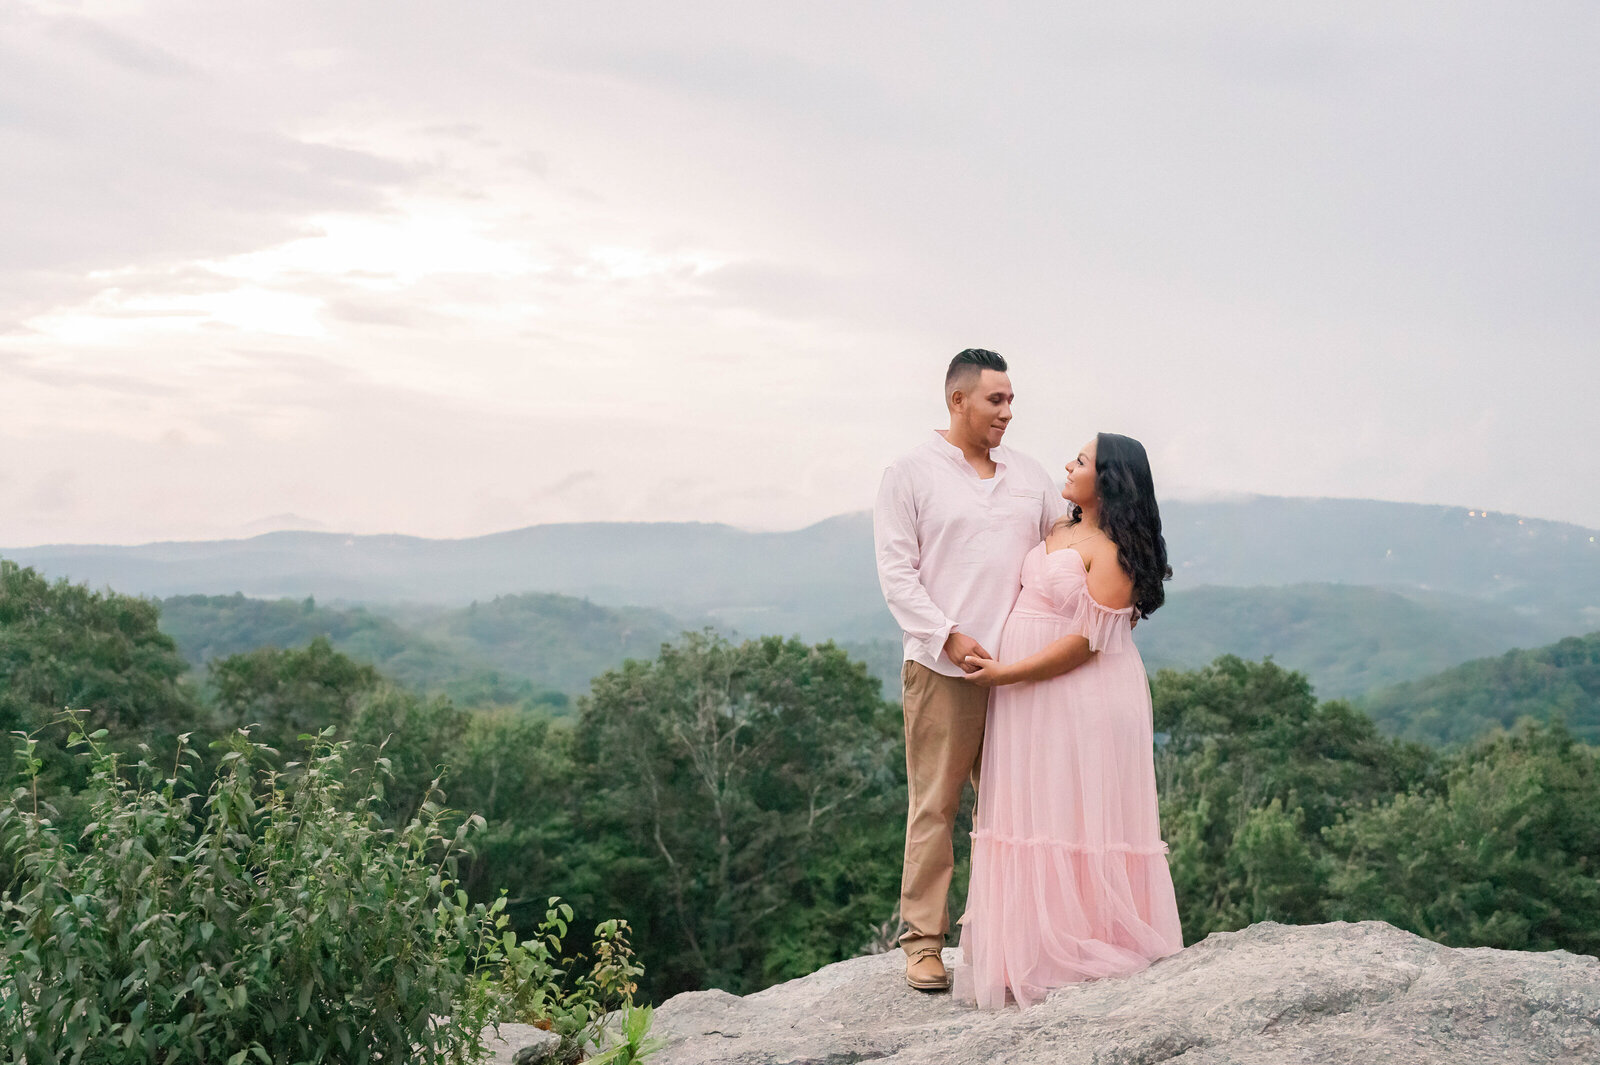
932, 430, 1010, 474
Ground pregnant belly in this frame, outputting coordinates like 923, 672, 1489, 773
992, 610, 1094, 658
997, 613, 1149, 704
998, 612, 1077, 660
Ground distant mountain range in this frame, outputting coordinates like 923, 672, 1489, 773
7, 496, 1597, 700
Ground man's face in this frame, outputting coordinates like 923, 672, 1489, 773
956, 369, 1014, 448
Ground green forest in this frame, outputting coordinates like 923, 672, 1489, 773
3, 558, 1598, 1057
151, 580, 1574, 707
156, 591, 681, 706
1359, 632, 1600, 746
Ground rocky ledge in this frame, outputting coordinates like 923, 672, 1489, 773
626, 921, 1599, 1065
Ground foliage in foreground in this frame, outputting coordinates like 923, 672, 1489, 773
0, 716, 652, 1065
503, 900, 653, 1065
0, 719, 499, 1063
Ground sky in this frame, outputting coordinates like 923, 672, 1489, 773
2, 1, 1597, 545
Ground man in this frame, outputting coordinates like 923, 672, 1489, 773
873, 348, 1066, 991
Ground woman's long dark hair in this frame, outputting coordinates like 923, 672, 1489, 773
1066, 432, 1172, 618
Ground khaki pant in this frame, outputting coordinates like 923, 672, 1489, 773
898, 660, 989, 949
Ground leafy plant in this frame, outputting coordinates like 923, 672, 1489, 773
0, 713, 510, 1064
500, 900, 646, 1065
588, 1004, 662, 1065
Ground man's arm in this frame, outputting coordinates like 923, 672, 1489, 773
873, 464, 986, 669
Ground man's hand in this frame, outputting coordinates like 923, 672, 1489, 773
961, 655, 1008, 687
943, 631, 991, 673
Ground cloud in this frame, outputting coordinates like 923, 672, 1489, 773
28, 470, 77, 516
44, 13, 198, 79
573, 43, 927, 139
696, 260, 886, 325
0, 350, 181, 398
0, 4, 412, 324
0, 0, 1594, 546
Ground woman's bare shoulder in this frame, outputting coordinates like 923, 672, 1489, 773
1084, 538, 1135, 609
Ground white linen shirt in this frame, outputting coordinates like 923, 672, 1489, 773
874, 431, 1068, 678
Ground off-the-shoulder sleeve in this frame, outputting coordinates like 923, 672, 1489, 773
1068, 593, 1135, 653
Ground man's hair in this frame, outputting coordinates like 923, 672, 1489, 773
945, 348, 1007, 399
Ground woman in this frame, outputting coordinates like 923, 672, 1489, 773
954, 432, 1183, 1009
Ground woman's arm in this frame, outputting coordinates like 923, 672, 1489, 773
962, 634, 1094, 687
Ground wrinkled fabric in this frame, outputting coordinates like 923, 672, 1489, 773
956, 542, 1183, 1009
899, 660, 990, 942
873, 432, 1067, 677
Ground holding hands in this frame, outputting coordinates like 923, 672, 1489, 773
944, 630, 1011, 686
943, 631, 991, 674
961, 655, 1008, 687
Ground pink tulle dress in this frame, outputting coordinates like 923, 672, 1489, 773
955, 541, 1183, 1009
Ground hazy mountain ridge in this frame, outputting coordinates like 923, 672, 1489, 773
11, 498, 1595, 630
836, 582, 1578, 703
10, 496, 1597, 702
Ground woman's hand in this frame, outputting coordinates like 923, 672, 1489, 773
962, 655, 1010, 687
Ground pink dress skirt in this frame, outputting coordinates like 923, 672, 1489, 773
956, 541, 1183, 1009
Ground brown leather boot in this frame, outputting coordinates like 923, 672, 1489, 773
905, 944, 950, 991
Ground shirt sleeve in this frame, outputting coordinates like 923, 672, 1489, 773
873, 463, 957, 662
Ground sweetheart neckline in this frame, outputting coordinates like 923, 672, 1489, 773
1034, 542, 1136, 615
1040, 542, 1089, 567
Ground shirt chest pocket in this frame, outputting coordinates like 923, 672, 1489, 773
919, 484, 1044, 561
998, 488, 1044, 540
957, 489, 1043, 561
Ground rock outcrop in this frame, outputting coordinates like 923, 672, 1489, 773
482, 1022, 559, 1065
637, 921, 1599, 1064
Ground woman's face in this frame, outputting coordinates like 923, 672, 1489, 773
1062, 437, 1098, 508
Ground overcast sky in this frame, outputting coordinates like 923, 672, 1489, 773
2, 1, 1596, 545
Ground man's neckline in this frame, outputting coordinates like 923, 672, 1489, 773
932, 429, 1007, 478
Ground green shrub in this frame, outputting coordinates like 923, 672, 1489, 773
588, 1004, 662, 1065
500, 900, 645, 1065
0, 715, 509, 1064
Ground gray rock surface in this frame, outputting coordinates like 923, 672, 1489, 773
481, 1022, 559, 1065
645, 921, 1600, 1064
